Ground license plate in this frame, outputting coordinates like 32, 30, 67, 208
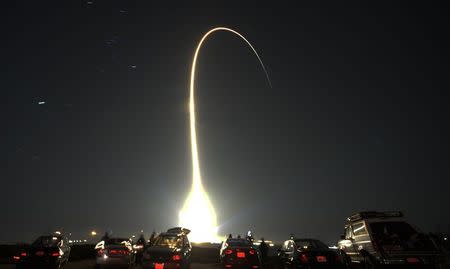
36, 251, 45, 256
237, 252, 246, 258
155, 263, 164, 269
316, 255, 327, 262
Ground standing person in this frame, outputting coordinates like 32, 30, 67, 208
259, 237, 268, 266
148, 231, 156, 246
101, 232, 110, 242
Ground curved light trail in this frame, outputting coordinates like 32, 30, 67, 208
178, 27, 271, 243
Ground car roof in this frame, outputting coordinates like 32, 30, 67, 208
158, 232, 182, 237
227, 238, 250, 241
347, 211, 403, 222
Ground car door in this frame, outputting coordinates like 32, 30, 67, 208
351, 221, 371, 263
339, 225, 359, 263
58, 238, 68, 262
280, 240, 295, 266
278, 240, 290, 264
285, 240, 296, 266
182, 236, 191, 261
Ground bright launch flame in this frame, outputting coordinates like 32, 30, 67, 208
179, 27, 271, 243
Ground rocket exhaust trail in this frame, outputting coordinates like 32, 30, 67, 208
179, 27, 271, 243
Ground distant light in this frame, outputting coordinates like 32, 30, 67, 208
91, 231, 97, 236
54, 231, 61, 235
130, 65, 137, 69
68, 240, 73, 243
52, 237, 58, 240
132, 235, 136, 238
103, 254, 108, 259
38, 101, 46, 105
444, 237, 448, 241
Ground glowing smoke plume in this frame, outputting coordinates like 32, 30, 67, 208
179, 27, 271, 243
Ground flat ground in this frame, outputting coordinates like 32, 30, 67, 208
0, 260, 223, 269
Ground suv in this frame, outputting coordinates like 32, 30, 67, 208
337, 211, 442, 269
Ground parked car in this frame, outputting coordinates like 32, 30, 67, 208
278, 238, 343, 269
15, 234, 71, 269
219, 237, 261, 268
95, 237, 135, 269
337, 211, 443, 269
141, 227, 191, 269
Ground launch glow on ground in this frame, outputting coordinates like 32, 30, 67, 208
178, 27, 271, 243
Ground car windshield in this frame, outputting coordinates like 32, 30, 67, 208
295, 239, 329, 250
106, 238, 129, 245
154, 235, 182, 248
32, 236, 60, 247
370, 222, 436, 251
226, 239, 253, 247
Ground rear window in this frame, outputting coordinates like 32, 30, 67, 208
32, 236, 60, 247
106, 238, 129, 245
353, 222, 368, 236
295, 239, 328, 250
370, 222, 436, 251
154, 235, 182, 248
226, 239, 253, 247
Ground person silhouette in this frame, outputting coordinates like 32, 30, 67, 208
259, 237, 268, 265
101, 232, 110, 242
149, 231, 156, 246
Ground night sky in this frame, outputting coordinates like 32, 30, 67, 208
2, 2, 449, 244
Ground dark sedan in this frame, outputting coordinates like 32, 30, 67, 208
219, 238, 261, 269
15, 235, 71, 269
278, 238, 344, 269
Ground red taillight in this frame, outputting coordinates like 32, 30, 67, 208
406, 257, 420, 264
300, 253, 309, 263
316, 255, 327, 263
97, 249, 105, 256
51, 251, 60, 257
172, 254, 182, 261
252, 266, 259, 269
225, 249, 233, 255
20, 252, 28, 257
249, 249, 256, 255
225, 265, 232, 268
237, 252, 246, 258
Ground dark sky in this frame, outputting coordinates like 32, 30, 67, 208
2, 2, 449, 244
